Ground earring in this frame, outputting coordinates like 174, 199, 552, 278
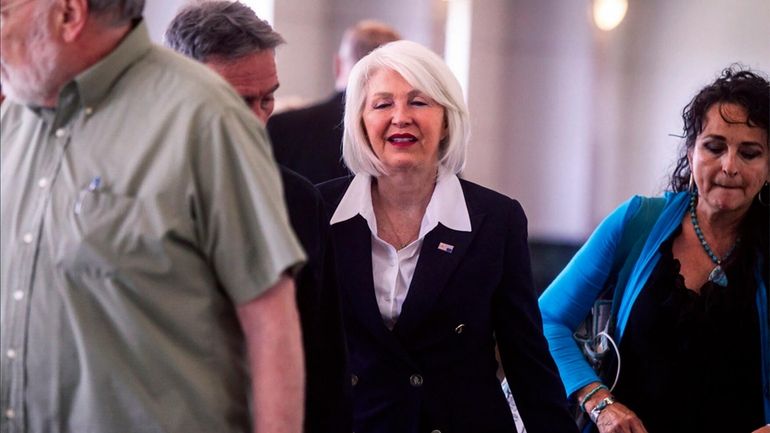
758, 181, 769, 207
688, 172, 696, 194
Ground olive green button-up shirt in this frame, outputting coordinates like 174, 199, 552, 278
0, 21, 305, 433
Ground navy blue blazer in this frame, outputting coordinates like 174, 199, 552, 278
318, 176, 577, 433
280, 167, 351, 433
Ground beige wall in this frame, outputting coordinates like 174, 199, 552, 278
464, 0, 595, 240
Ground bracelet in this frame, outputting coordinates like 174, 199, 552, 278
579, 384, 608, 413
589, 396, 615, 424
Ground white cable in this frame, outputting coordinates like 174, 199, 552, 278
596, 331, 621, 392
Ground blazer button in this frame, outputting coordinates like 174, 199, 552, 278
351, 374, 358, 387
409, 374, 423, 387
454, 324, 465, 334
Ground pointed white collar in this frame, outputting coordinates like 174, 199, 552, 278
330, 171, 472, 237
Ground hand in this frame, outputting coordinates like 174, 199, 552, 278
752, 425, 770, 433
593, 401, 648, 433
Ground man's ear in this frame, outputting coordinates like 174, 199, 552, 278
55, 0, 89, 43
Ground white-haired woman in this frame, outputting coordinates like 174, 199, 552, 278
318, 40, 578, 433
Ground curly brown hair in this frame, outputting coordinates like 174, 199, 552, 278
669, 65, 769, 192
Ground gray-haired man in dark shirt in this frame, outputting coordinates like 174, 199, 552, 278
165, 3, 351, 432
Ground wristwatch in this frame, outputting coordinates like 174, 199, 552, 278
589, 396, 615, 424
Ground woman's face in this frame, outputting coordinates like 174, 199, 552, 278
361, 68, 447, 175
690, 102, 769, 216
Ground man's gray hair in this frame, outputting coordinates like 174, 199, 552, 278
164, 1, 285, 62
89, 0, 144, 26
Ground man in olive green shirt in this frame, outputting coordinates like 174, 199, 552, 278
0, 1, 306, 432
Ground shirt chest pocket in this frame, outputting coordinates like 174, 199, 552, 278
52, 191, 187, 278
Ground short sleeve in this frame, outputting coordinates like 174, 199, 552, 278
191, 106, 306, 304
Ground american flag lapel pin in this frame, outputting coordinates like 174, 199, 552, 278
437, 242, 454, 253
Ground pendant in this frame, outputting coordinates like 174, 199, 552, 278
708, 265, 728, 287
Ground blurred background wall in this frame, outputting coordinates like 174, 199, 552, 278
144, 0, 770, 287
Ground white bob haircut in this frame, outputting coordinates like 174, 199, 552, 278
342, 40, 470, 177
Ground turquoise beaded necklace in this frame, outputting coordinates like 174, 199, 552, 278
689, 193, 738, 287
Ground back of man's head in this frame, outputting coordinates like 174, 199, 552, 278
335, 20, 400, 90
339, 20, 401, 64
89, 0, 145, 26
164, 0, 285, 62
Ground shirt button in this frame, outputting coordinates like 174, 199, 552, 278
55, 128, 67, 138
409, 374, 423, 387
22, 233, 34, 244
13, 291, 24, 301
455, 324, 466, 334
431, 430, 442, 433
6, 349, 16, 359
84, 107, 94, 116
38, 177, 49, 188
351, 374, 359, 386
5, 409, 14, 419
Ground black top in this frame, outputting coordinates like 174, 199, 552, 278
268, 92, 350, 184
614, 229, 764, 433
279, 167, 352, 433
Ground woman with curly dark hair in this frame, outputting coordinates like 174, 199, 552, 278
540, 66, 770, 433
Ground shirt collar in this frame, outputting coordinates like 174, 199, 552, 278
330, 171, 472, 236
422, 170, 472, 234
25, 20, 151, 125
330, 173, 378, 233
74, 19, 152, 112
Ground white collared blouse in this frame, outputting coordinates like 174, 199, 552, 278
330, 171, 471, 328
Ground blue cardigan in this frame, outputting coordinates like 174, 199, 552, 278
538, 192, 770, 423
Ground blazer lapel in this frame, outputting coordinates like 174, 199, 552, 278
333, 215, 417, 368
393, 216, 484, 337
